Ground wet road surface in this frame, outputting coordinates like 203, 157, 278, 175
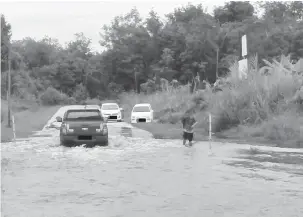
1, 108, 303, 217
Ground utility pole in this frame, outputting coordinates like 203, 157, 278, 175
216, 48, 219, 80
7, 43, 11, 128
134, 67, 138, 93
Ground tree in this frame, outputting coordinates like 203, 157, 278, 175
2, 2, 303, 102
214, 1, 255, 24
1, 14, 12, 72
100, 8, 154, 92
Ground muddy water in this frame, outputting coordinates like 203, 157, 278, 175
2, 123, 303, 217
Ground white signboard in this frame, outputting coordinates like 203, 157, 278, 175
238, 58, 248, 80
241, 35, 247, 57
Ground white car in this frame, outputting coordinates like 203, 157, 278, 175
131, 103, 154, 124
100, 103, 123, 122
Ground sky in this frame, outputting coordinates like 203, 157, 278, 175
1, 0, 227, 52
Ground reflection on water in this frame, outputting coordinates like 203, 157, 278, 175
2, 127, 303, 217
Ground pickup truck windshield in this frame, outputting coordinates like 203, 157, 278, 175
132, 106, 150, 112
65, 110, 103, 121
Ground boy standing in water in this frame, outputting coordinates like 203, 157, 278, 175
181, 111, 198, 146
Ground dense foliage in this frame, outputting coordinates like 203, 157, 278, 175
1, 1, 303, 104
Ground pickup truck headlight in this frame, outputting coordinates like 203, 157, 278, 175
62, 124, 74, 134
96, 123, 108, 135
61, 124, 69, 134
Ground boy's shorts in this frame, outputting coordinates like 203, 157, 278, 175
183, 131, 194, 142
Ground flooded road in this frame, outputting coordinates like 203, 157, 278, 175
2, 108, 303, 217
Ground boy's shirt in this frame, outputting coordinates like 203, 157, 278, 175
181, 116, 197, 133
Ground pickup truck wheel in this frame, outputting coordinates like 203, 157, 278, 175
95, 140, 108, 147
60, 140, 69, 147
103, 141, 109, 146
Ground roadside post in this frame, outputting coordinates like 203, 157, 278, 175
12, 115, 16, 143
208, 113, 214, 156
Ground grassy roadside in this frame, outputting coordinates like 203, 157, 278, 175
1, 99, 61, 142
127, 102, 302, 148
121, 56, 303, 149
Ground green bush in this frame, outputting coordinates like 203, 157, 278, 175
73, 84, 88, 103
256, 112, 303, 148
61, 95, 77, 105
210, 55, 302, 133
39, 87, 69, 105
158, 112, 183, 124
1, 110, 4, 123
84, 98, 101, 105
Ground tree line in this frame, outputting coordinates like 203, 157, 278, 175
1, 1, 303, 104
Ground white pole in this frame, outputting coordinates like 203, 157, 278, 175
12, 115, 16, 142
241, 34, 247, 57
208, 113, 213, 156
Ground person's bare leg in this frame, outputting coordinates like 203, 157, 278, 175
188, 133, 193, 146
183, 132, 187, 146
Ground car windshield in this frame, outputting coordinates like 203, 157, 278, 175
132, 106, 150, 112
102, 104, 119, 110
65, 110, 103, 121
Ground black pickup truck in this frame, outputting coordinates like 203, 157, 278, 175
57, 106, 108, 147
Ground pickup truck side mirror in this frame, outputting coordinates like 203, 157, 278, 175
119, 107, 124, 111
56, 116, 62, 122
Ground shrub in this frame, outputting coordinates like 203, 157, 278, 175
158, 112, 183, 124
84, 98, 101, 105
73, 84, 88, 103
39, 87, 69, 105
256, 112, 303, 148
119, 85, 194, 120
1, 110, 4, 123
61, 95, 77, 105
210, 55, 302, 132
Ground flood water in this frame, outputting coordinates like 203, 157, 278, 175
2, 123, 303, 217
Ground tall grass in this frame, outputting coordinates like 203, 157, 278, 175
209, 55, 302, 145
120, 85, 213, 123
120, 55, 303, 147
